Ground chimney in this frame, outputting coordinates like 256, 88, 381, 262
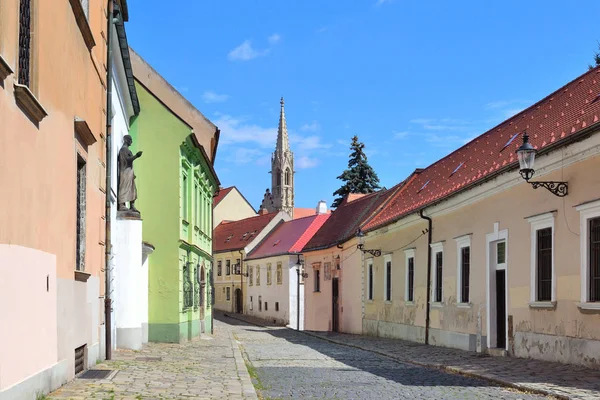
316, 200, 328, 215
259, 208, 269, 215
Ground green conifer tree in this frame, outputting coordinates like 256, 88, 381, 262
589, 41, 600, 70
331, 136, 381, 208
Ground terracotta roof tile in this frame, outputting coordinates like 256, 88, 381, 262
213, 212, 278, 253
294, 207, 331, 219
364, 67, 600, 232
246, 214, 330, 260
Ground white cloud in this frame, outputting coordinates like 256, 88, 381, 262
410, 118, 473, 132
268, 33, 281, 45
228, 40, 269, 61
296, 156, 319, 169
485, 99, 529, 110
504, 108, 524, 118
290, 134, 331, 150
214, 114, 277, 148
376, 0, 393, 6
228, 148, 265, 165
393, 131, 410, 139
425, 133, 473, 148
201, 91, 229, 103
300, 121, 320, 132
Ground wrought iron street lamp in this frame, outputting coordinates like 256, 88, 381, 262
356, 229, 381, 257
516, 131, 568, 197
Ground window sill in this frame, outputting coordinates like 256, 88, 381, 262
384, 300, 393, 305
314, 290, 321, 293
68, 0, 95, 50
430, 302, 444, 308
366, 299, 374, 303
456, 302, 472, 309
74, 270, 91, 283
404, 301, 415, 306
529, 301, 556, 309
0, 54, 13, 81
14, 84, 48, 123
577, 302, 600, 311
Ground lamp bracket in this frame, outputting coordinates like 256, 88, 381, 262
357, 244, 382, 257
529, 181, 568, 197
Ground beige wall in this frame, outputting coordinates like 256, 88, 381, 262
304, 240, 363, 334
214, 250, 246, 312
245, 255, 293, 324
214, 189, 257, 226
361, 129, 600, 366
0, 0, 107, 394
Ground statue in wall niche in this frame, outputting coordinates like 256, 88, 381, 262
118, 135, 143, 215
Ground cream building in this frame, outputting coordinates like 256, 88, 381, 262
354, 66, 600, 367
213, 186, 257, 226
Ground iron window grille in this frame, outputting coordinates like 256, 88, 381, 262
590, 217, 600, 302
18, 0, 32, 87
536, 228, 552, 301
461, 247, 470, 303
435, 251, 443, 302
407, 257, 414, 302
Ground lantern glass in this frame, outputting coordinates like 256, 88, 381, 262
517, 148, 536, 171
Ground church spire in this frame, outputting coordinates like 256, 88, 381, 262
276, 97, 289, 155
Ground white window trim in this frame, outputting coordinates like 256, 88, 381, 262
455, 234, 471, 305
526, 212, 556, 306
430, 241, 444, 304
383, 254, 392, 303
404, 248, 415, 303
576, 199, 600, 307
367, 259, 374, 301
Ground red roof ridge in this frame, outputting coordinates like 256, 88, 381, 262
289, 214, 331, 253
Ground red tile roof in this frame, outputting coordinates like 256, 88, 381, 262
363, 67, 600, 232
302, 186, 403, 251
214, 212, 279, 253
213, 186, 234, 207
246, 214, 330, 260
294, 207, 331, 219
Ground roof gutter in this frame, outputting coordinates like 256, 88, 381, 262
113, 1, 139, 115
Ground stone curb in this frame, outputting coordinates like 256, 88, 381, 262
222, 313, 570, 400
229, 330, 259, 399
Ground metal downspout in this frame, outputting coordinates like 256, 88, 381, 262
104, 0, 115, 360
238, 250, 244, 314
419, 209, 432, 345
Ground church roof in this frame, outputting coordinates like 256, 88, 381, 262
276, 97, 290, 155
246, 214, 330, 260
214, 212, 279, 253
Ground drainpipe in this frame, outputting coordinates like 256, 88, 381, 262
238, 250, 244, 314
104, 0, 115, 361
419, 209, 432, 345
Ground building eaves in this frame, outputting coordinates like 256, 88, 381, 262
114, 3, 139, 115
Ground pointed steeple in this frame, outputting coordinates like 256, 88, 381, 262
276, 97, 289, 155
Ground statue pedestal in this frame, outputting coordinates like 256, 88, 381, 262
114, 216, 145, 350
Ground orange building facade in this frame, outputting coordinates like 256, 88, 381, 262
0, 0, 112, 397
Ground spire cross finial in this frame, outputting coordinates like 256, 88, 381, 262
280, 97, 284, 107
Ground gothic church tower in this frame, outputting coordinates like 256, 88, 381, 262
260, 97, 294, 218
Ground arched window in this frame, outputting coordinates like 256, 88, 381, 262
285, 168, 291, 186
276, 169, 281, 186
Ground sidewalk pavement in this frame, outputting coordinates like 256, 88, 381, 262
223, 312, 600, 400
48, 319, 257, 400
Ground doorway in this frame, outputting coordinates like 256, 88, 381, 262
487, 235, 507, 351
495, 270, 506, 349
332, 278, 339, 332
235, 288, 242, 313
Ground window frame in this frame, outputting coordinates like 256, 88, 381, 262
226, 286, 230, 301
430, 242, 444, 304
576, 200, 600, 309
367, 259, 374, 301
276, 262, 283, 285
249, 266, 253, 286
455, 235, 471, 306
256, 265, 261, 286
226, 259, 231, 276
404, 249, 415, 303
383, 254, 392, 302
314, 268, 321, 292
267, 263, 272, 285
526, 212, 556, 307
217, 260, 222, 276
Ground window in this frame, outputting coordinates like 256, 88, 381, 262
497, 241, 506, 264
576, 200, 600, 306
217, 260, 222, 276
430, 242, 444, 303
76, 155, 86, 271
384, 254, 392, 302
18, 0, 33, 88
249, 266, 253, 286
265, 302, 268, 311
455, 235, 471, 304
194, 181, 199, 227
527, 212, 555, 305
276, 169, 281, 186
181, 173, 188, 221
367, 260, 373, 300
235, 258, 241, 275
275, 302, 279, 311
226, 287, 230, 301
276, 263, 282, 284
267, 264, 272, 285
285, 168, 291, 186
226, 259, 231, 275
258, 295, 262, 311
314, 269, 321, 292
404, 249, 415, 302
256, 266, 261, 286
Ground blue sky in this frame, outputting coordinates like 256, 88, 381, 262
126, 0, 600, 210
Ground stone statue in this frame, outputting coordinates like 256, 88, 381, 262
118, 135, 142, 214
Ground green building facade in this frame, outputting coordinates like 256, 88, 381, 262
130, 81, 218, 342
